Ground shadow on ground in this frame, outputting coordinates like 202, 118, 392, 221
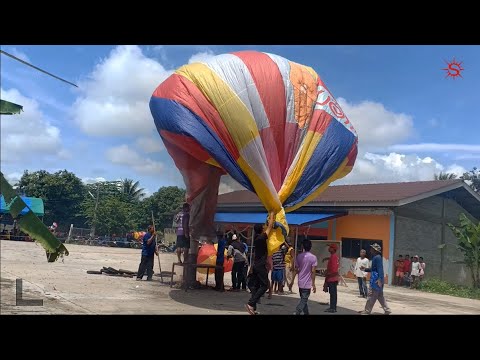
168, 286, 359, 315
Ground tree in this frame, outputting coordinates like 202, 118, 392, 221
447, 214, 480, 289
83, 196, 137, 236
121, 178, 145, 202
461, 167, 480, 194
434, 172, 458, 180
138, 186, 186, 232
16, 170, 86, 230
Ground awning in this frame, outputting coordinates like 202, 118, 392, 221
214, 212, 344, 226
0, 195, 44, 216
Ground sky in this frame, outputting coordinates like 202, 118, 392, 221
1, 45, 479, 196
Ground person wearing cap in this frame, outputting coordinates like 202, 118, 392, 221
323, 243, 340, 313
359, 243, 392, 315
410, 255, 421, 289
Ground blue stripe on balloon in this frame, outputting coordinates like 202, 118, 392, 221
150, 96, 254, 192
284, 119, 356, 208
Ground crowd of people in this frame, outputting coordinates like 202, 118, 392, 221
394, 254, 426, 289
0, 224, 32, 241
134, 205, 429, 315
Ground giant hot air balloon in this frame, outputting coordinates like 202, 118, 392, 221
150, 51, 358, 255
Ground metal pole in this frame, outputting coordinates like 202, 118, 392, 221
90, 184, 100, 239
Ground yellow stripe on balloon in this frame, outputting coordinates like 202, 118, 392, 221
175, 63, 259, 150
285, 157, 350, 213
278, 130, 322, 203
237, 157, 282, 212
268, 208, 289, 255
205, 158, 222, 168
177, 63, 281, 212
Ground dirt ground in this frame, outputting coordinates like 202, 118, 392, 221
1, 241, 479, 315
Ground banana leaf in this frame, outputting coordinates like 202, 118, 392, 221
1, 172, 69, 262
0, 99, 23, 115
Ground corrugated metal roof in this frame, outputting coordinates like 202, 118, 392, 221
218, 180, 464, 205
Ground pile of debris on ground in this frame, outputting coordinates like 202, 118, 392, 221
87, 267, 174, 279
87, 267, 137, 277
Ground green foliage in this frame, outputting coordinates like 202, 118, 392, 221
16, 170, 86, 230
11, 169, 187, 237
121, 178, 145, 202
1, 172, 68, 262
434, 172, 458, 180
83, 195, 138, 236
419, 278, 480, 300
461, 167, 479, 194
137, 186, 186, 232
447, 213, 480, 288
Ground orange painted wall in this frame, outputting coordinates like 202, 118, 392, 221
329, 214, 391, 282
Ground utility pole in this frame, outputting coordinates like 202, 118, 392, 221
89, 183, 101, 239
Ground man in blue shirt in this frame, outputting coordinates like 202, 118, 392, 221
136, 225, 157, 281
359, 243, 392, 315
215, 231, 227, 291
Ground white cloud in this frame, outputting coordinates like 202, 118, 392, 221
328, 99, 470, 185
4, 172, 23, 185
455, 154, 480, 160
0, 88, 64, 163
105, 145, 163, 175
336, 152, 467, 185
72, 45, 173, 137
219, 175, 244, 194
390, 143, 480, 153
338, 98, 414, 150
136, 137, 163, 154
188, 51, 216, 64
82, 177, 107, 184
7, 47, 30, 62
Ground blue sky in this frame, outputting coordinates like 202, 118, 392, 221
1, 45, 479, 195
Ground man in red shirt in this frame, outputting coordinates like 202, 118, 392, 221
323, 243, 340, 313
403, 255, 411, 287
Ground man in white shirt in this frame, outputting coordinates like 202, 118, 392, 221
354, 249, 369, 298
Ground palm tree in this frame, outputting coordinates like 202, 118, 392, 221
434, 172, 458, 180
121, 179, 145, 201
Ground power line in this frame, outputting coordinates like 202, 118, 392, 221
0, 49, 78, 88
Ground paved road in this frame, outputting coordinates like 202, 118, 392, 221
2, 241, 479, 315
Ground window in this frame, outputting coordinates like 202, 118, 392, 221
341, 238, 383, 259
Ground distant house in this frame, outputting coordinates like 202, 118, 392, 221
216, 180, 480, 286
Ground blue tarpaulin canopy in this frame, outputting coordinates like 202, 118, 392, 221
0, 195, 45, 217
214, 212, 343, 226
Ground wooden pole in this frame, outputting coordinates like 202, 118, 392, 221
151, 211, 163, 283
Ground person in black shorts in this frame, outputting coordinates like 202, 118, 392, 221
245, 211, 275, 315
173, 203, 190, 263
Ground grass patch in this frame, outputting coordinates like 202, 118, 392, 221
419, 278, 480, 300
